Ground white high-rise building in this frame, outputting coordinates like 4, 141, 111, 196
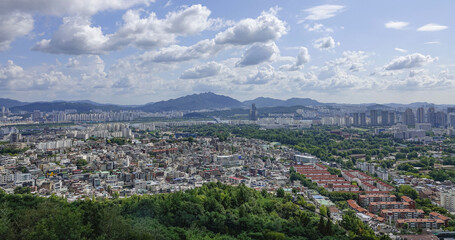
441, 189, 455, 212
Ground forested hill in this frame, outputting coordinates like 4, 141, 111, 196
0, 182, 376, 240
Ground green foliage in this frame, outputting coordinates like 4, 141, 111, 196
340, 210, 376, 238
0, 183, 354, 240
0, 147, 27, 155
429, 169, 455, 182
13, 186, 31, 194
107, 138, 127, 145
276, 188, 285, 198
398, 185, 418, 200
76, 159, 88, 168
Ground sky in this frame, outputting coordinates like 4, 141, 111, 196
0, 0, 455, 105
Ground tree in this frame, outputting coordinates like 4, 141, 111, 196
318, 216, 326, 235
398, 185, 418, 199
276, 188, 285, 198
14, 186, 31, 194
320, 206, 328, 217
325, 219, 333, 235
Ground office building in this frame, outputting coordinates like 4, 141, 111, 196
381, 111, 389, 126
360, 112, 366, 126
416, 107, 425, 123
353, 113, 359, 126
428, 107, 436, 127
441, 189, 455, 212
435, 111, 447, 128
389, 112, 395, 125
249, 104, 258, 121
403, 108, 415, 127
370, 110, 378, 126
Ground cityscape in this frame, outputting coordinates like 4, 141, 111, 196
1, 0, 455, 240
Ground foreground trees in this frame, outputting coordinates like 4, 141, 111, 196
0, 183, 355, 240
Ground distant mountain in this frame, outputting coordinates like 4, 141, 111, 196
4, 94, 455, 114
243, 97, 286, 108
243, 97, 322, 108
366, 104, 393, 110
10, 102, 126, 113
0, 98, 28, 108
385, 102, 434, 109
140, 92, 243, 112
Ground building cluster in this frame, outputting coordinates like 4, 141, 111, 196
392, 174, 455, 214
348, 194, 449, 230
341, 170, 395, 192
48, 111, 140, 122
0, 123, 304, 201
294, 163, 360, 192
356, 161, 389, 181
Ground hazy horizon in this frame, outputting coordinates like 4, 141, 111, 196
1, 0, 454, 105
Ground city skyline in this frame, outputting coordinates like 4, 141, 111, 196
1, 0, 455, 104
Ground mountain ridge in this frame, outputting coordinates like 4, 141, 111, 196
2, 93, 454, 113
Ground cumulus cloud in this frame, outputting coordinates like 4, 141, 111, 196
164, 5, 212, 35
215, 8, 287, 45
0, 0, 155, 16
139, 39, 223, 63
236, 42, 279, 67
65, 55, 108, 87
246, 65, 276, 84
313, 36, 338, 50
281, 47, 310, 71
180, 62, 223, 79
389, 70, 455, 90
0, 0, 154, 50
417, 23, 448, 32
33, 5, 216, 54
0, 12, 34, 51
326, 51, 368, 72
385, 21, 409, 29
33, 16, 109, 54
0, 60, 73, 91
384, 53, 437, 70
302, 4, 344, 21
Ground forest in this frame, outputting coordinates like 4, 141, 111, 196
0, 182, 395, 240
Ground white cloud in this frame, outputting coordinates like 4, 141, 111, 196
33, 16, 109, 54
313, 36, 338, 50
302, 4, 344, 21
304, 23, 333, 32
389, 70, 455, 90
0, 12, 34, 51
180, 62, 223, 79
384, 53, 437, 70
33, 5, 216, 54
417, 23, 448, 32
164, 4, 212, 35
0, 60, 73, 91
327, 51, 369, 72
236, 42, 279, 67
139, 39, 223, 63
385, 21, 409, 29
394, 48, 407, 53
0, 0, 155, 16
65, 55, 108, 88
296, 47, 310, 66
246, 65, 276, 85
215, 8, 287, 45
424, 41, 440, 45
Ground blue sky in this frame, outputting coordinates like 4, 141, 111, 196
0, 0, 454, 104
